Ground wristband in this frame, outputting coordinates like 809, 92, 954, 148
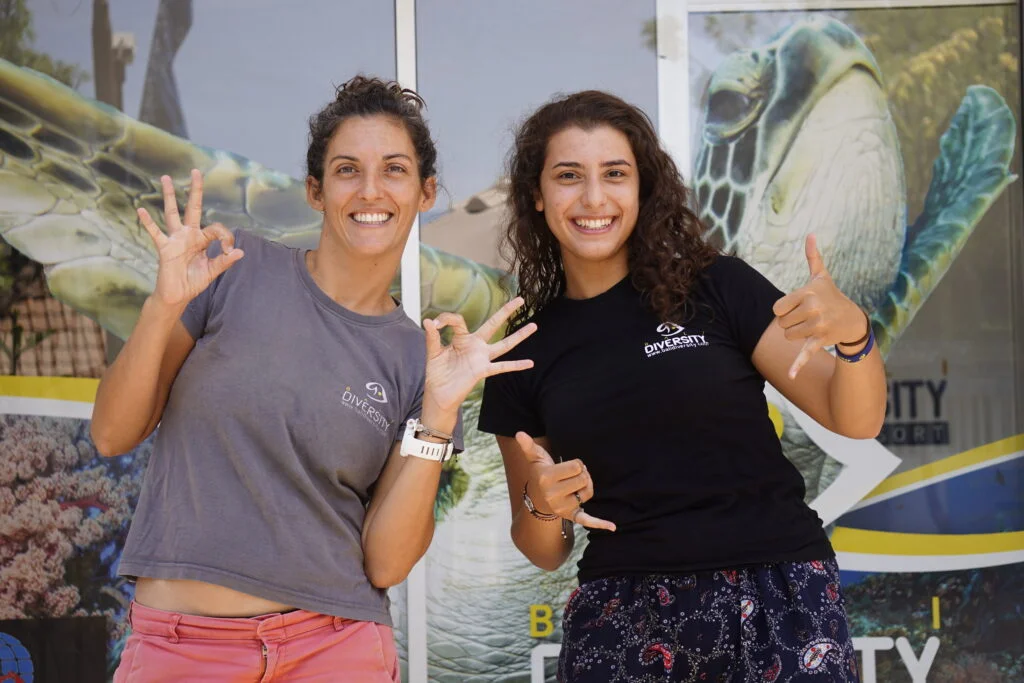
835, 323, 875, 363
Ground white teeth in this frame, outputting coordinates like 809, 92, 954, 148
352, 212, 391, 224
574, 217, 614, 230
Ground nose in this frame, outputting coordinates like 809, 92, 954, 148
359, 172, 382, 201
582, 177, 605, 209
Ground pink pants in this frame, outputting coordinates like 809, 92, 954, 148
113, 601, 400, 682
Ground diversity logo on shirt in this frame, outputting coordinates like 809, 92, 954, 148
341, 382, 393, 434
644, 323, 709, 358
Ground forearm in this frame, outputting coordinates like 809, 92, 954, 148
827, 341, 887, 438
510, 506, 573, 571
362, 404, 458, 588
362, 459, 442, 587
91, 296, 185, 455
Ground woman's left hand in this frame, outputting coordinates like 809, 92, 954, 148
772, 234, 871, 379
422, 297, 537, 414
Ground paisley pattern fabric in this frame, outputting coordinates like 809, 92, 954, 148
559, 559, 859, 683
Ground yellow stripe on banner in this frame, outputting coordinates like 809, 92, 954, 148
831, 527, 1024, 556
861, 434, 1024, 501
0, 376, 100, 403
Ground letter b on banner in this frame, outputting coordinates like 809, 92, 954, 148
529, 604, 554, 638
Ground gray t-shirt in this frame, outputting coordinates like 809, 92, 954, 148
118, 230, 460, 625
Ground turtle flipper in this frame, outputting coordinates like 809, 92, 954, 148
0, 58, 511, 341
873, 85, 1016, 356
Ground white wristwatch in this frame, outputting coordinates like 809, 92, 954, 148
399, 419, 455, 462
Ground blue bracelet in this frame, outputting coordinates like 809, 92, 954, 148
835, 324, 875, 362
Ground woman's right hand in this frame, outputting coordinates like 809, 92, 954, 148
138, 169, 244, 309
516, 432, 616, 532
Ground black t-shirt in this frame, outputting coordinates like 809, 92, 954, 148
478, 255, 832, 582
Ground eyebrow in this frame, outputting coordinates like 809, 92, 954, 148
327, 153, 414, 164
551, 159, 632, 169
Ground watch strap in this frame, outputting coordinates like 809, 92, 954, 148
400, 419, 455, 462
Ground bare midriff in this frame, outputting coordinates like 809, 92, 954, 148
134, 577, 296, 617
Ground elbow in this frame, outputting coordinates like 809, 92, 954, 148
829, 391, 886, 441
364, 562, 412, 590
864, 414, 887, 440
90, 410, 150, 457
89, 421, 123, 458
834, 412, 885, 441
841, 424, 882, 440
366, 572, 401, 590
859, 415, 886, 440
511, 531, 564, 572
362, 533, 431, 589
529, 555, 565, 573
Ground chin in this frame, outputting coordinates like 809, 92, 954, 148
566, 240, 626, 264
354, 242, 404, 259
343, 231, 405, 256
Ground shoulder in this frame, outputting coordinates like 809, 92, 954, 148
212, 230, 297, 290
501, 302, 565, 360
204, 228, 283, 270
699, 254, 780, 295
702, 254, 760, 281
392, 313, 427, 344
231, 229, 293, 261
382, 313, 428, 364
522, 303, 561, 336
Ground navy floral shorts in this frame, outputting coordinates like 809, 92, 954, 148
559, 559, 859, 682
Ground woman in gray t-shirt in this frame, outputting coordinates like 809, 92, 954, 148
91, 76, 535, 682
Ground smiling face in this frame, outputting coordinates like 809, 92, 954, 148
536, 124, 640, 284
306, 114, 436, 259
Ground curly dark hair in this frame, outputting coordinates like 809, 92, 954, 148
503, 90, 718, 330
305, 75, 437, 185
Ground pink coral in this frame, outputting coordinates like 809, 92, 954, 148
0, 414, 142, 619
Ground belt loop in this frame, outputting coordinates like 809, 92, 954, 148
127, 602, 135, 629
167, 613, 182, 643
332, 616, 344, 631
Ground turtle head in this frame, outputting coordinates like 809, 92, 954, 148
694, 43, 775, 251
695, 17, 905, 307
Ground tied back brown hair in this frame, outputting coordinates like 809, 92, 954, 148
305, 75, 437, 186
503, 90, 718, 331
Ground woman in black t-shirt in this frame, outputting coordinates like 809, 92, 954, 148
477, 91, 886, 682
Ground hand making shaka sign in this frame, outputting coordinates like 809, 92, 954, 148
773, 234, 872, 379
516, 432, 616, 533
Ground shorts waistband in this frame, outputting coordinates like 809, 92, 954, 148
127, 601, 350, 644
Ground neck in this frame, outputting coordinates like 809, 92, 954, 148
562, 250, 629, 300
305, 232, 401, 316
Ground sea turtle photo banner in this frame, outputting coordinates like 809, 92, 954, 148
1, 1, 1021, 682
